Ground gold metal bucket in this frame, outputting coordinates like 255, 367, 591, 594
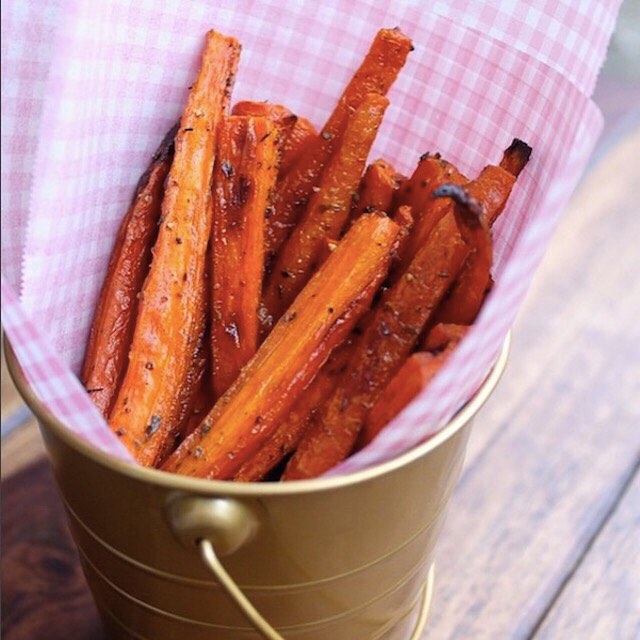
6, 335, 509, 639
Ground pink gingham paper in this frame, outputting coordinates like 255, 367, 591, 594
1, 1, 620, 469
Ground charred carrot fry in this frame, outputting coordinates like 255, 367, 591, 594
264, 93, 389, 321
359, 346, 455, 448
430, 183, 493, 325
234, 334, 356, 482
264, 28, 413, 260
472, 138, 532, 227
283, 211, 469, 480
108, 31, 240, 466
279, 116, 317, 177
81, 125, 177, 417
423, 323, 469, 352
347, 159, 400, 228
163, 213, 400, 479
211, 116, 279, 397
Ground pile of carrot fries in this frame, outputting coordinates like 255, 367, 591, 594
82, 28, 531, 481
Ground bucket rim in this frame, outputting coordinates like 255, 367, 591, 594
4, 332, 509, 495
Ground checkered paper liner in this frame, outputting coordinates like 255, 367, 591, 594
1, 1, 617, 469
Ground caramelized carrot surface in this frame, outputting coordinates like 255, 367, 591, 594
81, 125, 177, 417
264, 93, 389, 321
279, 116, 317, 176
358, 347, 454, 448
284, 211, 469, 480
108, 31, 240, 466
431, 183, 493, 325
163, 214, 400, 479
211, 116, 279, 397
423, 323, 469, 352
234, 336, 355, 482
264, 28, 412, 260
348, 158, 399, 228
231, 101, 298, 134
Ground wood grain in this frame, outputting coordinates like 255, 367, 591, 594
428, 127, 640, 639
534, 466, 640, 640
1, 460, 102, 640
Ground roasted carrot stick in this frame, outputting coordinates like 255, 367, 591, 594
163, 213, 400, 479
429, 139, 531, 325
81, 125, 177, 417
234, 334, 356, 482
430, 183, 493, 325
263, 93, 389, 321
395, 152, 467, 218
108, 31, 240, 466
211, 116, 279, 397
358, 345, 456, 448
231, 101, 298, 135
279, 116, 317, 177
264, 28, 412, 260
347, 158, 400, 228
283, 211, 469, 480
231, 101, 316, 179
472, 138, 532, 227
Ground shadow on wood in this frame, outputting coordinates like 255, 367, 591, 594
1, 459, 103, 640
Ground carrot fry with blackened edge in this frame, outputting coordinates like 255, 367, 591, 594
81, 125, 177, 417
211, 116, 279, 397
265, 28, 413, 259
430, 183, 493, 325
108, 31, 240, 466
283, 211, 469, 480
163, 213, 400, 479
359, 346, 455, 448
470, 138, 532, 227
347, 159, 400, 228
264, 93, 389, 321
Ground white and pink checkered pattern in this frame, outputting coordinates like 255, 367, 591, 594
1, 1, 620, 472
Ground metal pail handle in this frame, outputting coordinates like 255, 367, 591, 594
167, 494, 431, 639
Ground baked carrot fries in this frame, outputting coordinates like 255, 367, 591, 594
82, 124, 177, 417
211, 116, 279, 397
108, 31, 240, 465
83, 27, 531, 479
264, 28, 413, 261
163, 213, 400, 478
264, 93, 389, 321
283, 211, 469, 480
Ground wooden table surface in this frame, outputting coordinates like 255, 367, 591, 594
2, 125, 639, 640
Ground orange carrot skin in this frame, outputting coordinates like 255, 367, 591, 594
264, 93, 389, 321
81, 125, 177, 417
264, 28, 413, 260
211, 116, 279, 398
431, 184, 493, 325
231, 101, 298, 134
423, 323, 469, 352
395, 153, 466, 218
233, 333, 356, 482
348, 158, 399, 228
279, 116, 317, 177
359, 349, 452, 447
283, 212, 469, 480
108, 32, 240, 466
163, 214, 400, 479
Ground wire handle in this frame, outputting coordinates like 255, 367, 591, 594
198, 536, 434, 640
199, 537, 285, 640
